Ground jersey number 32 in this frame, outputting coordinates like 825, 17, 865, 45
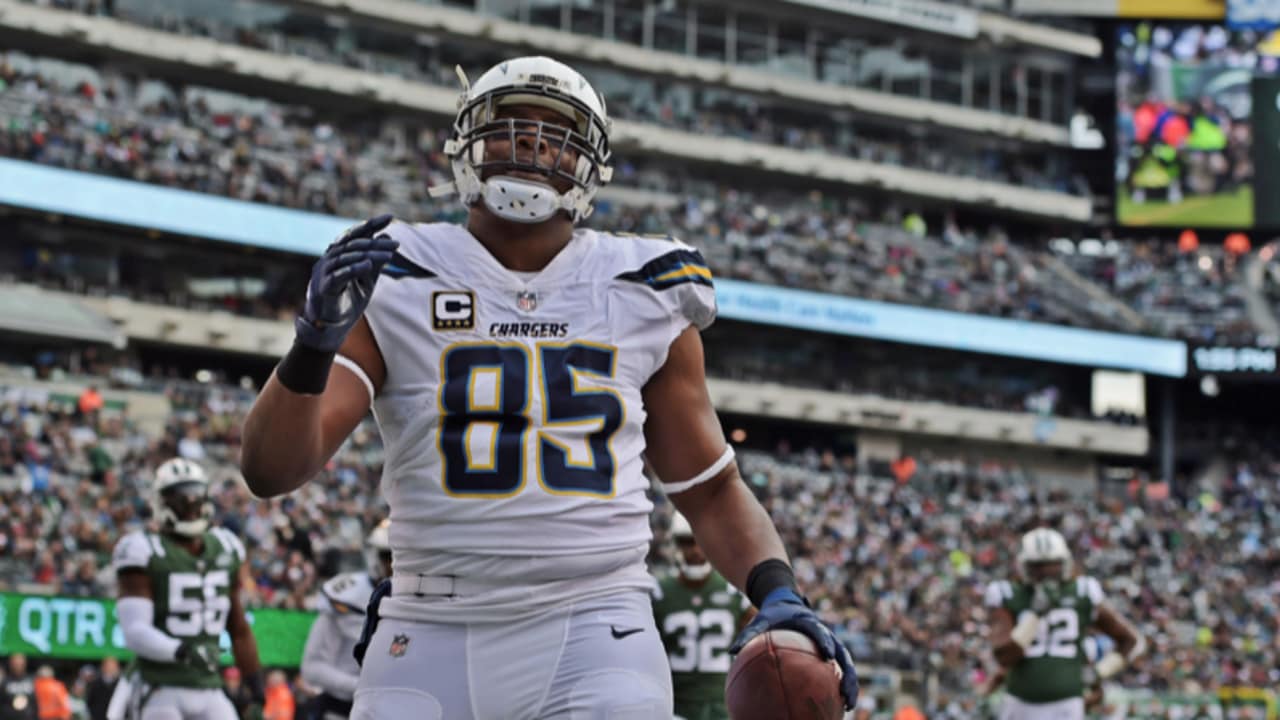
1023, 607, 1079, 659
664, 609, 735, 673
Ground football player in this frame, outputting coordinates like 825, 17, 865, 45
652, 512, 753, 720
299, 520, 392, 719
110, 458, 262, 720
985, 527, 1145, 720
240, 55, 858, 718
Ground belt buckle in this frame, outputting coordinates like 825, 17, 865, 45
413, 574, 457, 598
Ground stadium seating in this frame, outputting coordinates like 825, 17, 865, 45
3, 370, 1275, 707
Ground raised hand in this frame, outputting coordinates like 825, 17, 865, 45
296, 214, 400, 353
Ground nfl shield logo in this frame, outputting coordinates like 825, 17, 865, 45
516, 290, 538, 312
389, 634, 410, 658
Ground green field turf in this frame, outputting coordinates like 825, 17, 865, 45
1117, 186, 1253, 228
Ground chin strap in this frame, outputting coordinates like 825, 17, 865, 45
427, 181, 457, 198
172, 519, 209, 537
680, 563, 712, 581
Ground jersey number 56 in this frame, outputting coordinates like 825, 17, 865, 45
166, 571, 230, 637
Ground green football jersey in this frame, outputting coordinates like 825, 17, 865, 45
985, 576, 1105, 704
112, 527, 245, 688
651, 572, 751, 720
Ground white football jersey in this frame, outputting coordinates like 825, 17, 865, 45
316, 571, 375, 639
363, 222, 715, 620
300, 572, 372, 700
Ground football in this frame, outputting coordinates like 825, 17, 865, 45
724, 630, 844, 720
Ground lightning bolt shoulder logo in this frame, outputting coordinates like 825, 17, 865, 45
433, 291, 475, 331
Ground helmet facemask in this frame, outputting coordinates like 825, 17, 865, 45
675, 536, 712, 582
157, 481, 212, 538
436, 60, 614, 224
1016, 528, 1073, 583
670, 513, 711, 582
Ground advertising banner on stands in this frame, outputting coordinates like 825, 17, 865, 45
1228, 0, 1280, 29
783, 0, 978, 37
1015, 0, 1226, 18
1187, 343, 1280, 376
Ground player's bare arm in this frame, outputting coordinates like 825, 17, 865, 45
228, 563, 262, 677
241, 213, 398, 498
988, 605, 1025, 667
645, 329, 788, 591
118, 568, 152, 601
644, 324, 859, 709
980, 665, 1007, 696
1091, 603, 1145, 680
241, 317, 383, 497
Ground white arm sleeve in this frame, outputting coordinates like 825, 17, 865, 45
116, 597, 182, 662
300, 613, 360, 697
983, 581, 1011, 608
112, 532, 154, 572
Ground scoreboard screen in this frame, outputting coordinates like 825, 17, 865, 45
1115, 22, 1280, 229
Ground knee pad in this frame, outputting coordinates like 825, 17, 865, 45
351, 688, 444, 720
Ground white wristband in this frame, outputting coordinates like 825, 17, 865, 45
1010, 613, 1040, 651
1095, 651, 1126, 679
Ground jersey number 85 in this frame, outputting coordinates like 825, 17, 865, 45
439, 342, 623, 499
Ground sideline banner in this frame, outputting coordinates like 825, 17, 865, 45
0, 592, 316, 668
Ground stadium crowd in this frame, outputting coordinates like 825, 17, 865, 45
0, 244, 1124, 424
702, 323, 1114, 423
0, 46, 1079, 225
654, 445, 1280, 718
1055, 234, 1262, 346
20, 0, 1085, 198
1, 362, 1276, 717
2, 50, 1268, 344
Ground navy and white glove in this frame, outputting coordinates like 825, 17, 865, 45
353, 577, 392, 667
175, 640, 220, 675
729, 588, 859, 711
296, 214, 399, 353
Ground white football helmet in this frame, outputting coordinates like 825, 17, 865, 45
1017, 527, 1073, 581
431, 56, 613, 224
365, 519, 392, 582
152, 458, 212, 537
670, 512, 711, 582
